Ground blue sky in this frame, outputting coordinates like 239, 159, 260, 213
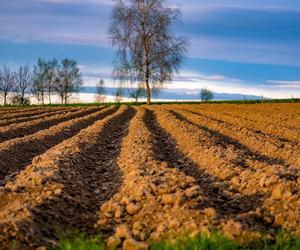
0, 0, 300, 98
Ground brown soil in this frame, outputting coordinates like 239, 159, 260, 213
0, 106, 117, 183
0, 107, 68, 120
0, 107, 43, 116
0, 107, 101, 143
0, 107, 79, 127
0, 106, 135, 248
179, 104, 300, 143
149, 106, 300, 235
171, 107, 300, 167
0, 104, 299, 249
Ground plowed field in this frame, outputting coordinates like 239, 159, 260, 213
0, 103, 299, 249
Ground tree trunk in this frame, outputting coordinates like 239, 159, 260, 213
145, 49, 151, 105
22, 89, 26, 105
145, 78, 151, 105
4, 92, 7, 106
61, 94, 64, 104
143, 33, 151, 105
41, 92, 44, 105
64, 95, 67, 105
48, 89, 51, 104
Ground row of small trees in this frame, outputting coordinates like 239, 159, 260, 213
97, 79, 214, 103
96, 80, 147, 103
1, 61, 213, 105
0, 65, 31, 105
0, 58, 82, 105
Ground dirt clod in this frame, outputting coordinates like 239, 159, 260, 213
115, 224, 131, 239
123, 238, 148, 250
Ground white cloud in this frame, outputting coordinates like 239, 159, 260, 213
174, 71, 242, 83
266, 80, 300, 88
174, 73, 242, 82
35, 0, 112, 5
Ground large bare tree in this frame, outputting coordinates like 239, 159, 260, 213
0, 65, 16, 105
109, 0, 188, 104
54, 59, 82, 104
15, 65, 32, 105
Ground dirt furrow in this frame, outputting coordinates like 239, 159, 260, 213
0, 106, 135, 248
177, 105, 296, 143
0, 107, 101, 143
168, 107, 300, 168
0, 106, 118, 183
0, 107, 42, 116
148, 107, 250, 191
0, 107, 68, 120
220, 110, 300, 131
96, 107, 274, 249
181, 106, 293, 142
150, 107, 300, 235
185, 103, 300, 126
145, 108, 277, 233
215, 104, 300, 129
0, 107, 79, 127
183, 105, 299, 143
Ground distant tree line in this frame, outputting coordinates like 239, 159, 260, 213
94, 80, 147, 104
0, 58, 82, 106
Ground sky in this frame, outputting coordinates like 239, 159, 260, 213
0, 0, 300, 98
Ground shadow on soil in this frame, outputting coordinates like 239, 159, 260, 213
0, 107, 119, 184
6, 108, 136, 248
144, 109, 277, 234
188, 109, 293, 144
170, 110, 288, 167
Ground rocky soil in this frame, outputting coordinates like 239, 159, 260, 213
0, 107, 79, 127
0, 106, 100, 143
0, 103, 299, 249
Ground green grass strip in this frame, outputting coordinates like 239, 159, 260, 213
55, 229, 300, 250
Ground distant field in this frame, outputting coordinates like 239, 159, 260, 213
0, 98, 299, 109
0, 103, 299, 249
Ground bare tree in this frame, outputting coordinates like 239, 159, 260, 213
32, 59, 47, 104
200, 88, 214, 101
114, 85, 124, 103
109, 0, 188, 105
31, 75, 45, 104
128, 84, 146, 103
15, 65, 32, 105
95, 79, 106, 103
0, 65, 16, 105
54, 59, 82, 104
45, 59, 58, 104
11, 95, 30, 105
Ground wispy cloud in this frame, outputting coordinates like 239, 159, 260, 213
266, 80, 300, 88
36, 0, 112, 4
1, 0, 300, 66
0, 0, 300, 98
79, 65, 113, 79
174, 72, 242, 83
